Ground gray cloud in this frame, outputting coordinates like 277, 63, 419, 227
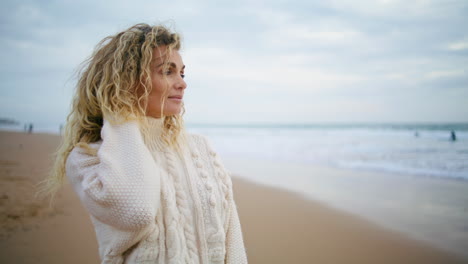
1, 0, 467, 126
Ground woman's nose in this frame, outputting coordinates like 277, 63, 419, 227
177, 77, 187, 90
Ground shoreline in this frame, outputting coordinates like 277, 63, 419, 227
222, 155, 468, 259
231, 175, 467, 263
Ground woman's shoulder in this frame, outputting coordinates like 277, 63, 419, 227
186, 132, 207, 144
186, 133, 215, 153
69, 141, 103, 157
66, 141, 103, 173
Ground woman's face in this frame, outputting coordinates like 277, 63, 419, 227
146, 46, 186, 118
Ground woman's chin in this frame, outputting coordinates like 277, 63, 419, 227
165, 108, 182, 116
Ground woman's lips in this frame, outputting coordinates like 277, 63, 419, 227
168, 96, 183, 101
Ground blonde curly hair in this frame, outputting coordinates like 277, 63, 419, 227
38, 23, 187, 201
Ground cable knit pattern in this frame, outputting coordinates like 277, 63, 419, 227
189, 135, 227, 264
65, 117, 248, 264
163, 149, 198, 263
195, 135, 248, 264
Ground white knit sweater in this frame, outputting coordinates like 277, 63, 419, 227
65, 117, 248, 264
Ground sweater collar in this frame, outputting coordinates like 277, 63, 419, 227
140, 116, 190, 153
140, 116, 166, 152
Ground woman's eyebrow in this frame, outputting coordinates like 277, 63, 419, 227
155, 62, 186, 70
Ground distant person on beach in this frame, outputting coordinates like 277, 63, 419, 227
28, 123, 33, 134
39, 23, 247, 263
451, 130, 457, 141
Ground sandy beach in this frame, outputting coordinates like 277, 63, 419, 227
0, 130, 466, 264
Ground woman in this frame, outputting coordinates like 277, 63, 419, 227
41, 23, 248, 264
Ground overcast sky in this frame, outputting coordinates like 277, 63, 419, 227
1, 0, 467, 127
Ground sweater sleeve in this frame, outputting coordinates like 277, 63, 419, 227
65, 118, 161, 231
225, 196, 248, 264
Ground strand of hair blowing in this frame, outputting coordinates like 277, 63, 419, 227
37, 23, 186, 203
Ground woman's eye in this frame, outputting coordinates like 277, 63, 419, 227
181, 74, 185, 79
